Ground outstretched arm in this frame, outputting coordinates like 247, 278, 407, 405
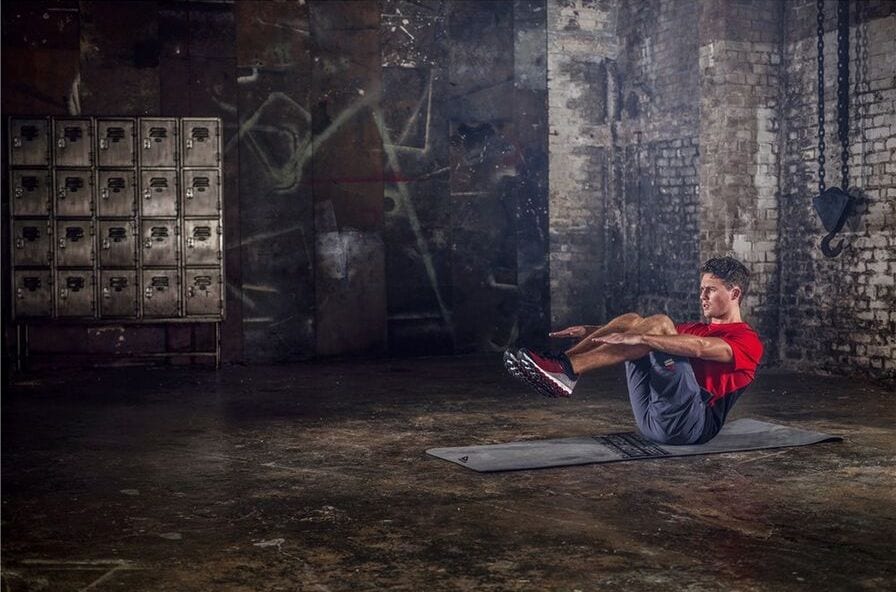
594, 332, 733, 363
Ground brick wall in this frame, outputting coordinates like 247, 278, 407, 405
547, 0, 618, 327
547, 0, 702, 328
547, 0, 894, 381
779, 0, 896, 379
698, 0, 784, 362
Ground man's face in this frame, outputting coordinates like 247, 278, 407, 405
700, 273, 739, 319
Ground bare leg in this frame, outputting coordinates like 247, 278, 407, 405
565, 312, 643, 356
568, 314, 677, 375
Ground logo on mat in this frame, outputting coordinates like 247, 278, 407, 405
458, 456, 469, 463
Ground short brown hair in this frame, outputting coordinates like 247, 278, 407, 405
701, 256, 750, 303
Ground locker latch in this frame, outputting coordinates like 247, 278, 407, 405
104, 227, 127, 250
59, 176, 85, 199
14, 125, 40, 148
100, 127, 126, 150
61, 276, 85, 299
187, 127, 209, 150
145, 127, 168, 150
146, 177, 169, 200
187, 226, 212, 248
188, 275, 213, 298
18, 277, 43, 299
105, 276, 129, 299
17, 226, 40, 249
102, 177, 126, 201
17, 176, 39, 199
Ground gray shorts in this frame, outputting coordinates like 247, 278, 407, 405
624, 352, 710, 445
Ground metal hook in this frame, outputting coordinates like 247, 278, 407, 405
821, 232, 845, 257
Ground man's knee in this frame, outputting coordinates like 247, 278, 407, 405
641, 314, 677, 335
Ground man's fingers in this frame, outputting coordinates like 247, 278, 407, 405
549, 328, 582, 338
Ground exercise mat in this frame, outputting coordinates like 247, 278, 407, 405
426, 418, 841, 472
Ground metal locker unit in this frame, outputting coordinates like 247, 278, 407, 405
53, 118, 94, 167
100, 270, 139, 318
184, 269, 222, 317
97, 170, 136, 218
182, 118, 220, 167
141, 219, 179, 267
9, 116, 223, 367
12, 220, 53, 267
140, 169, 178, 217
55, 220, 95, 267
96, 118, 136, 168
183, 219, 221, 266
14, 270, 54, 317
56, 270, 96, 318
182, 169, 220, 216
139, 118, 178, 168
9, 117, 50, 167
55, 169, 95, 217
99, 220, 137, 267
142, 269, 181, 317
11, 169, 52, 216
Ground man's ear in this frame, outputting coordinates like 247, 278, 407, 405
730, 286, 741, 302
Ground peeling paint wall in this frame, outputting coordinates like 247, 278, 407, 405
1, 0, 550, 364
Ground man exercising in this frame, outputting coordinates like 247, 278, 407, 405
504, 256, 763, 445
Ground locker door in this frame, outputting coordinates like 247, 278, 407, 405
139, 118, 178, 167
9, 117, 50, 166
55, 170, 95, 217
11, 170, 52, 216
100, 271, 139, 318
97, 170, 136, 217
57, 270, 96, 318
184, 270, 222, 317
140, 169, 178, 217
12, 220, 53, 266
142, 269, 181, 318
182, 118, 220, 167
53, 118, 94, 167
14, 271, 53, 318
97, 119, 136, 167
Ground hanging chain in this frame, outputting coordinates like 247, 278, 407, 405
854, 0, 869, 189
836, 0, 850, 191
817, 0, 826, 193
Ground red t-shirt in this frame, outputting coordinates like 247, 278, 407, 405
675, 322, 764, 406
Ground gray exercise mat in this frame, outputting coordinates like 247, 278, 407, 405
426, 418, 841, 472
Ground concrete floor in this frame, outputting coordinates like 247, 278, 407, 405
2, 355, 894, 591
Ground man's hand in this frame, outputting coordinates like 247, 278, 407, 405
593, 333, 644, 345
549, 325, 596, 338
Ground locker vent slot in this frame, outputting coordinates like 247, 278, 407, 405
23, 277, 42, 291
65, 277, 85, 291
21, 176, 40, 191
108, 227, 127, 242
65, 227, 85, 242
65, 177, 85, 191
110, 277, 129, 291
107, 177, 126, 191
20, 126, 40, 141
190, 127, 210, 141
106, 127, 125, 142
151, 276, 170, 289
64, 127, 83, 142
